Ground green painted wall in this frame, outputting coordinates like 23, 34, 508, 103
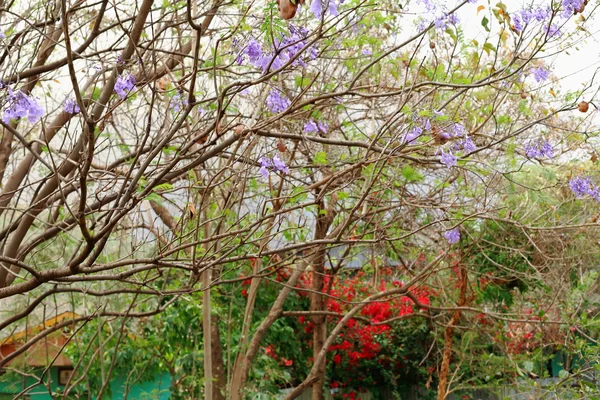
0, 368, 171, 399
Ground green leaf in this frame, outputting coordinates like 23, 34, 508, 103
401, 165, 423, 183
481, 16, 490, 32
337, 191, 349, 200
313, 151, 328, 165
483, 42, 496, 55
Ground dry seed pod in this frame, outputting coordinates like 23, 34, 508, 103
276, 0, 305, 20
233, 124, 246, 135
578, 101, 589, 113
276, 140, 288, 153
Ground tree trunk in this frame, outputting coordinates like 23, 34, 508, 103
437, 264, 468, 400
310, 199, 333, 400
211, 315, 227, 400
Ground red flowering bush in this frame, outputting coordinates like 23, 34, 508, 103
294, 268, 436, 397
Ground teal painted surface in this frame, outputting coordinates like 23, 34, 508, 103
110, 372, 171, 400
0, 368, 171, 399
0, 367, 58, 399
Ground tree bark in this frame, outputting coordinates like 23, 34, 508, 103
437, 263, 468, 400
211, 315, 227, 400
310, 198, 333, 400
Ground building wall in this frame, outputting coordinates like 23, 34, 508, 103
0, 368, 171, 399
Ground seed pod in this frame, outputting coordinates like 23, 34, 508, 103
233, 124, 246, 135
276, 140, 288, 153
429, 42, 436, 49
578, 101, 589, 113
520, 92, 527, 99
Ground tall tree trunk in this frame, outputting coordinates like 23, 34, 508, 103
310, 199, 333, 400
437, 264, 468, 400
203, 269, 213, 400
211, 315, 226, 400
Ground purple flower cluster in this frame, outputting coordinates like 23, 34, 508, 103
453, 136, 476, 154
569, 176, 600, 200
259, 155, 289, 178
531, 67, 550, 83
512, 6, 552, 33
236, 38, 262, 65
304, 119, 328, 134
525, 140, 553, 159
562, 0, 585, 18
2, 87, 44, 123
444, 228, 460, 244
404, 127, 422, 144
115, 74, 136, 99
237, 26, 318, 73
416, 0, 460, 32
440, 150, 457, 168
310, 0, 339, 19
171, 92, 189, 112
64, 98, 80, 114
0, 32, 5, 40
267, 90, 291, 113
547, 24, 561, 38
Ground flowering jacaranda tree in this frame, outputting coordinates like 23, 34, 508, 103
1, 0, 600, 398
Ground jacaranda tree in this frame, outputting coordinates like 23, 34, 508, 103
1, 0, 600, 398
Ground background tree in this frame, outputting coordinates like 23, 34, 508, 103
1, 0, 600, 399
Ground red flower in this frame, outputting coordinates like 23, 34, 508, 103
333, 354, 342, 364
283, 359, 293, 366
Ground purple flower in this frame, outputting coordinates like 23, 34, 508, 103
434, 14, 448, 30
246, 39, 262, 62
304, 119, 328, 134
547, 24, 561, 38
562, 0, 585, 18
361, 48, 372, 56
237, 38, 263, 65
440, 150, 457, 168
116, 55, 125, 65
447, 13, 460, 25
255, 26, 318, 72
569, 176, 598, 199
259, 157, 271, 179
533, 7, 551, 21
419, 0, 437, 12
513, 14, 524, 33
2, 87, 44, 123
452, 123, 465, 137
423, 119, 431, 130
304, 120, 318, 133
259, 155, 289, 178
272, 155, 289, 174
114, 74, 136, 99
0, 32, 5, 39
266, 90, 290, 113
64, 98, 80, 114
462, 136, 476, 153
520, 9, 535, 24
525, 139, 553, 159
310, 1, 322, 18
171, 93, 189, 112
531, 67, 549, 83
404, 127, 422, 144
444, 228, 460, 244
